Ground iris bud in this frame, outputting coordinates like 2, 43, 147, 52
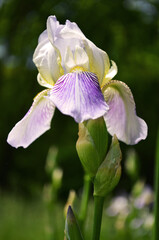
65, 206, 84, 240
76, 117, 108, 177
64, 190, 77, 218
94, 135, 122, 197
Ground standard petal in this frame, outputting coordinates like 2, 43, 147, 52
38, 30, 48, 43
85, 40, 110, 85
60, 19, 85, 38
47, 16, 89, 71
47, 16, 85, 45
102, 60, 118, 86
103, 81, 148, 145
74, 45, 89, 68
63, 47, 75, 72
47, 15, 109, 80
33, 38, 63, 86
48, 72, 109, 123
7, 90, 55, 148
64, 45, 89, 73
37, 73, 53, 88
47, 15, 60, 42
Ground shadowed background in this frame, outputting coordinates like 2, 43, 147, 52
0, 0, 159, 199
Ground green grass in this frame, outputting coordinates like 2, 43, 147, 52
0, 193, 152, 240
0, 194, 64, 240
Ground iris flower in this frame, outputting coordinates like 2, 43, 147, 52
7, 16, 147, 148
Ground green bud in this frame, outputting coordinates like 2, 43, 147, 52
76, 117, 108, 177
94, 135, 122, 197
65, 206, 84, 240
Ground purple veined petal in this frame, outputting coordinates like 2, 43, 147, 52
48, 72, 109, 123
7, 90, 55, 148
103, 80, 148, 145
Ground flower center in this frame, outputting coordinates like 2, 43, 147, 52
71, 66, 85, 73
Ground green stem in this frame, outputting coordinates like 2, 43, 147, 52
79, 174, 91, 225
153, 128, 159, 240
92, 196, 104, 240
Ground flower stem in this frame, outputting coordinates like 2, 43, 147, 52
153, 128, 159, 240
92, 196, 104, 240
79, 174, 91, 226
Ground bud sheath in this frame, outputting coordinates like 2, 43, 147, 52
76, 117, 108, 177
65, 206, 84, 240
94, 135, 122, 197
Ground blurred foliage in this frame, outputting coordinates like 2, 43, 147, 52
0, 194, 64, 240
0, 188, 153, 240
0, 0, 159, 196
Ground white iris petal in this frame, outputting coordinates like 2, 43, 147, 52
7, 15, 147, 149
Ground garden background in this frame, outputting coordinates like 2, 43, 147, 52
0, 0, 159, 239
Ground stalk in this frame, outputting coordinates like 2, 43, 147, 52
79, 174, 91, 226
92, 196, 104, 240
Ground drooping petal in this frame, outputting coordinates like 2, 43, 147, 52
7, 90, 55, 148
48, 72, 109, 123
103, 81, 147, 145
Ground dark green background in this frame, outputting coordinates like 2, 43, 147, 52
0, 0, 158, 198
